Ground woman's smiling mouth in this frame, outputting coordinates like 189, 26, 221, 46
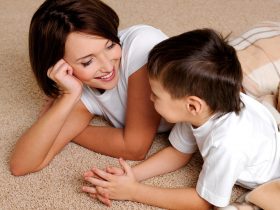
95, 68, 115, 82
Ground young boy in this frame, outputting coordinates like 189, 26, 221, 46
82, 29, 280, 210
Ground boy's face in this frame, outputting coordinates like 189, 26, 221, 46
149, 79, 188, 123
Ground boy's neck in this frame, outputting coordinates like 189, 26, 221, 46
190, 109, 214, 128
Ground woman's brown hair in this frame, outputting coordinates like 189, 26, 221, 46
29, 0, 119, 97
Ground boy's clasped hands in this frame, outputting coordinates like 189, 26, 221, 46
82, 158, 135, 207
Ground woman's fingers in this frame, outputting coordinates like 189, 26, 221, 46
46, 59, 82, 96
47, 59, 66, 79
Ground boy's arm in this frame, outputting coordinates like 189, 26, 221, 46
83, 147, 211, 209
131, 183, 211, 210
83, 146, 192, 182
132, 146, 192, 181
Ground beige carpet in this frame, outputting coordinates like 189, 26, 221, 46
1, 0, 279, 209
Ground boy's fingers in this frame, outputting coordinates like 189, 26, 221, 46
118, 158, 132, 176
96, 194, 112, 207
106, 166, 124, 176
92, 167, 113, 181
82, 186, 97, 194
85, 176, 109, 188
89, 193, 97, 199
96, 186, 109, 198
84, 171, 94, 177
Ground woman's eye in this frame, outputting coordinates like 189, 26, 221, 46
107, 43, 116, 49
81, 59, 92, 67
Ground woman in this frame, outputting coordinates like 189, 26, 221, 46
10, 0, 171, 176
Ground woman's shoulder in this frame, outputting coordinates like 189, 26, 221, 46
118, 24, 168, 44
118, 25, 168, 78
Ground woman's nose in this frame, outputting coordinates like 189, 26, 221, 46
98, 53, 113, 72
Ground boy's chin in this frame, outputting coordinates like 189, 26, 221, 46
163, 117, 177, 124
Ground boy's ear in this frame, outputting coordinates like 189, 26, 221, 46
185, 96, 203, 115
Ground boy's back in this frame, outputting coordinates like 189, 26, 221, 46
169, 92, 280, 206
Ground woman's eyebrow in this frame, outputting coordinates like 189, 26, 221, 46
75, 40, 110, 62
76, 54, 93, 62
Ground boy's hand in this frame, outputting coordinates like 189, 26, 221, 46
82, 164, 125, 206
83, 169, 112, 207
106, 165, 125, 176
82, 158, 138, 204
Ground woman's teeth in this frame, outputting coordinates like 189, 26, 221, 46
101, 71, 113, 79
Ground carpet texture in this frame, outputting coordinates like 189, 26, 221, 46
1, 0, 279, 209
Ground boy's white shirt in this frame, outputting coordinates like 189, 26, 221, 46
169, 93, 280, 207
81, 25, 171, 132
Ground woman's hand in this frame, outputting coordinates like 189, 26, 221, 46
47, 59, 83, 97
82, 158, 138, 206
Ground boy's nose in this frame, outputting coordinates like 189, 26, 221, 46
150, 94, 155, 102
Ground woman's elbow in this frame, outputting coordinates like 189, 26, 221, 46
124, 147, 149, 161
10, 160, 29, 176
9, 158, 43, 176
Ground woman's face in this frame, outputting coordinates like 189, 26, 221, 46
64, 32, 122, 90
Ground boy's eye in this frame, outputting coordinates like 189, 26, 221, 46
81, 59, 92, 67
151, 92, 157, 100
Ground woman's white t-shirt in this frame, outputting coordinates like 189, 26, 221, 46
169, 93, 280, 207
81, 25, 171, 132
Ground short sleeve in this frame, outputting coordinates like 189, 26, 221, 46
119, 25, 168, 80
196, 144, 247, 207
169, 122, 197, 154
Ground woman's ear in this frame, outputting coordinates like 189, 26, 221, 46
185, 96, 204, 115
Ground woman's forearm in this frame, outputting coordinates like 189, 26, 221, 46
10, 94, 80, 175
73, 125, 157, 160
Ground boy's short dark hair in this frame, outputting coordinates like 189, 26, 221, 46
29, 0, 120, 97
147, 29, 243, 114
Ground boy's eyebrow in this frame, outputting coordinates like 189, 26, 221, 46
75, 39, 110, 62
